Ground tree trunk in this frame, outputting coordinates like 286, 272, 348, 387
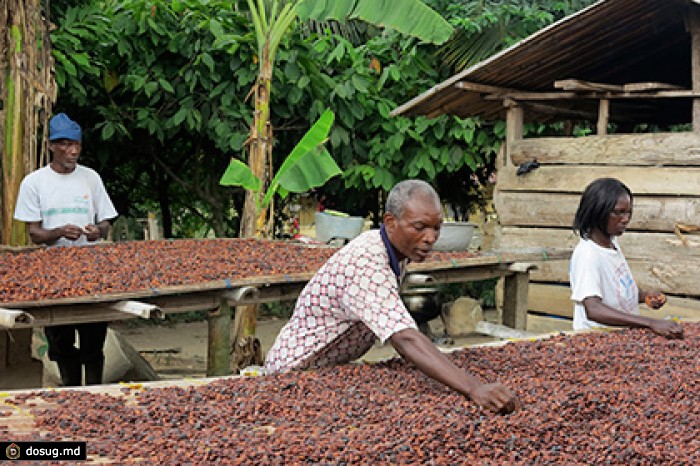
232, 47, 276, 372
155, 164, 172, 238
239, 58, 274, 239
0, 0, 54, 246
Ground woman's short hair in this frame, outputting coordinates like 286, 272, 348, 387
385, 179, 439, 219
573, 177, 632, 238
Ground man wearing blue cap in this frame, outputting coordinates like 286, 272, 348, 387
14, 113, 118, 386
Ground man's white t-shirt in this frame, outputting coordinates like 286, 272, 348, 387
569, 237, 639, 331
14, 164, 118, 247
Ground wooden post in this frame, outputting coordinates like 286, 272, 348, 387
147, 211, 161, 240
597, 99, 609, 135
504, 99, 524, 167
501, 263, 536, 331
689, 8, 700, 133
206, 299, 231, 376
0, 331, 7, 369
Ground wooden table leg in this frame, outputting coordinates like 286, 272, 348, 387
502, 263, 536, 330
207, 299, 231, 376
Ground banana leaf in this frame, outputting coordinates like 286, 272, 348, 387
219, 158, 264, 192
262, 109, 340, 208
297, 0, 453, 45
219, 109, 340, 210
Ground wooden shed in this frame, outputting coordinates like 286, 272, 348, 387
393, 0, 700, 320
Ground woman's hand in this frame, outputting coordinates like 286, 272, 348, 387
648, 319, 684, 339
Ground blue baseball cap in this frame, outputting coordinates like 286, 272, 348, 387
49, 113, 82, 141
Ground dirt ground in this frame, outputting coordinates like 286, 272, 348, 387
113, 311, 571, 381
0, 312, 571, 390
112, 317, 495, 380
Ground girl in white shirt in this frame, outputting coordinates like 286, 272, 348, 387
569, 177, 683, 339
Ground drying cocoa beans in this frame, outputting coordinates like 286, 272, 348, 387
0, 239, 476, 303
2, 324, 697, 464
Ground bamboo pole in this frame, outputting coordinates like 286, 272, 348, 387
0, 0, 54, 246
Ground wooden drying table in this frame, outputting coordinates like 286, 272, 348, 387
1, 247, 567, 377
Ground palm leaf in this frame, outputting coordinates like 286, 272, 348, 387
436, 26, 504, 72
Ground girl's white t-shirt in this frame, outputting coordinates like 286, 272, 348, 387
569, 237, 639, 331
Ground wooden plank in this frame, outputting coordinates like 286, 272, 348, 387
409, 248, 569, 272
497, 164, 700, 196
148, 291, 222, 313
528, 258, 700, 297
509, 132, 700, 166
528, 283, 572, 317
622, 82, 685, 92
497, 226, 700, 295
554, 79, 624, 92
521, 101, 597, 120
690, 8, 700, 132
455, 81, 520, 94
529, 283, 700, 321
498, 227, 700, 263
225, 283, 307, 306
495, 192, 700, 232
484, 90, 700, 101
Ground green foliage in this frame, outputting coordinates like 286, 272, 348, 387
261, 301, 295, 318
438, 278, 498, 309
47, 0, 596, 238
219, 109, 341, 209
36, 331, 49, 358
50, 5, 110, 106
428, 0, 597, 71
312, 30, 500, 216
298, 0, 454, 45
50, 0, 295, 237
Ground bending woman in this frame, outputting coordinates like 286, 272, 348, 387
569, 177, 683, 339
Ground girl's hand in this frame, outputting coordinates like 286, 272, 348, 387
644, 291, 666, 309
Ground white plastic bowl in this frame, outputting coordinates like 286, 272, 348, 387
314, 211, 365, 243
433, 222, 476, 251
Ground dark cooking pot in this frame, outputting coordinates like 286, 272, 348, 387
402, 287, 441, 324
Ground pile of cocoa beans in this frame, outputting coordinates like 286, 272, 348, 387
3, 324, 697, 464
0, 238, 476, 303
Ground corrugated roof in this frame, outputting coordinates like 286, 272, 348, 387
392, 0, 699, 124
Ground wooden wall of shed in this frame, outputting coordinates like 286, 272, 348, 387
493, 131, 700, 318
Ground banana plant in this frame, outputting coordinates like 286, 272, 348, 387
222, 0, 452, 360
220, 109, 341, 213
234, 0, 453, 239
